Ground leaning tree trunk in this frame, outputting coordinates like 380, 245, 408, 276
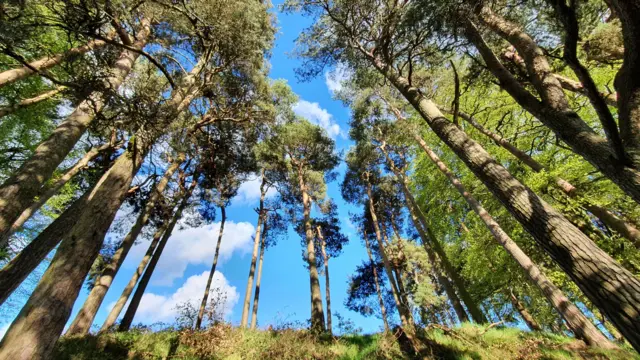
119, 176, 198, 331
240, 173, 267, 328
250, 220, 267, 330
0, 86, 65, 118
196, 206, 226, 330
299, 167, 326, 333
509, 290, 542, 332
0, 39, 108, 88
363, 229, 391, 333
0, 141, 118, 246
410, 130, 615, 348
0, 20, 151, 246
317, 225, 333, 334
0, 131, 154, 359
65, 158, 182, 336
368, 51, 638, 349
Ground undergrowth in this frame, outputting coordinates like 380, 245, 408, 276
54, 323, 639, 360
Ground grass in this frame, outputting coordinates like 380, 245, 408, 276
54, 323, 639, 360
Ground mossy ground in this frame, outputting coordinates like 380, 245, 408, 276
54, 323, 639, 360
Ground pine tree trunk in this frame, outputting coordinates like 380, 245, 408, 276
381, 224, 412, 320
0, 142, 117, 246
317, 226, 332, 334
509, 290, 542, 331
0, 191, 88, 305
363, 229, 390, 333
0, 39, 108, 88
369, 52, 636, 349
0, 21, 151, 247
66, 158, 182, 336
299, 166, 326, 332
119, 177, 198, 331
0, 131, 154, 359
0, 86, 65, 118
250, 220, 267, 330
196, 206, 226, 330
241, 173, 267, 328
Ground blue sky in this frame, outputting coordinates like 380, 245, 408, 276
0, 2, 388, 336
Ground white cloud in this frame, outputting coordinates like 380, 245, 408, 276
233, 176, 277, 205
292, 100, 342, 139
134, 271, 239, 324
0, 323, 9, 340
128, 221, 255, 286
324, 64, 350, 95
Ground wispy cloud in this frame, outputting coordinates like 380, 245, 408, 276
324, 64, 350, 95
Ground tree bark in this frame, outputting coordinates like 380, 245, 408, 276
250, 219, 267, 330
363, 230, 390, 333
0, 130, 154, 359
509, 290, 542, 331
240, 173, 267, 328
0, 141, 117, 246
0, 39, 108, 88
118, 176, 198, 331
368, 49, 635, 349
65, 157, 182, 336
0, 86, 65, 118
317, 225, 332, 334
0, 21, 151, 247
196, 206, 226, 330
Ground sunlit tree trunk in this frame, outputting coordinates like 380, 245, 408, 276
196, 206, 226, 330
317, 225, 332, 334
0, 86, 65, 118
509, 290, 542, 331
250, 220, 267, 330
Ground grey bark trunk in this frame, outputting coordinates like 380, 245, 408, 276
509, 290, 542, 331
317, 226, 332, 334
250, 219, 267, 330
363, 229, 390, 333
196, 206, 226, 330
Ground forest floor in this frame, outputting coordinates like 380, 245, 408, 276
54, 323, 639, 360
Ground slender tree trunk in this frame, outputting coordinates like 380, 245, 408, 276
65, 158, 182, 336
240, 173, 267, 328
0, 130, 154, 359
0, 39, 108, 88
0, 21, 151, 247
0, 86, 65, 118
196, 206, 226, 330
0, 191, 88, 305
0, 141, 117, 246
363, 229, 390, 333
298, 167, 326, 332
369, 52, 637, 349
250, 220, 267, 330
317, 225, 332, 334
445, 106, 640, 248
119, 177, 198, 331
381, 223, 412, 318
509, 290, 542, 331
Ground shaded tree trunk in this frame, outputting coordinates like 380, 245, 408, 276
66, 157, 182, 335
363, 229, 390, 333
0, 86, 65, 118
509, 290, 542, 331
196, 206, 226, 330
0, 39, 108, 88
317, 225, 332, 334
0, 21, 151, 247
250, 219, 267, 330
119, 176, 198, 331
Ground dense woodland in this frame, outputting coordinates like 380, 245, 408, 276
1, 0, 640, 358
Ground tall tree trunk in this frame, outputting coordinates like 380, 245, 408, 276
443, 106, 640, 248
196, 206, 226, 330
0, 86, 65, 118
462, 19, 640, 204
0, 39, 108, 88
410, 130, 615, 348
0, 130, 154, 359
0, 141, 117, 246
119, 176, 198, 331
317, 225, 332, 334
509, 290, 542, 331
299, 166, 326, 332
381, 223, 412, 319
363, 229, 390, 333
0, 192, 88, 305
0, 21, 151, 247
250, 219, 267, 330
65, 158, 182, 336
240, 173, 267, 328
367, 51, 637, 349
